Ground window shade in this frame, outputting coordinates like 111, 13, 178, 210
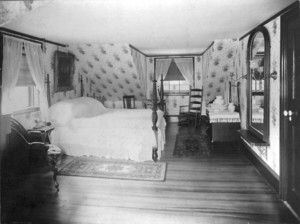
16, 54, 35, 86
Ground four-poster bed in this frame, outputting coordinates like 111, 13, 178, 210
48, 74, 166, 162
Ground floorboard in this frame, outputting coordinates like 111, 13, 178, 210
1, 122, 299, 224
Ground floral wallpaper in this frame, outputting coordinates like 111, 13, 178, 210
202, 39, 240, 107
68, 43, 145, 102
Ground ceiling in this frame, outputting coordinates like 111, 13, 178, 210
2, 0, 297, 55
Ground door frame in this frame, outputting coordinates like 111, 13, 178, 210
280, 1, 300, 219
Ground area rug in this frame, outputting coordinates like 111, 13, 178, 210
173, 134, 211, 157
58, 157, 167, 181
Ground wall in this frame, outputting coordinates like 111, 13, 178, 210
146, 56, 203, 117
200, 19, 280, 175
68, 43, 145, 103
238, 17, 281, 175
12, 42, 148, 126
12, 42, 70, 128
202, 39, 240, 107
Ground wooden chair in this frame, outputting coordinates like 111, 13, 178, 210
178, 87, 202, 128
123, 95, 136, 109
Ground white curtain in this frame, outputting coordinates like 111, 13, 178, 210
1, 36, 23, 115
24, 42, 49, 121
155, 59, 172, 100
131, 48, 148, 98
155, 58, 172, 81
174, 58, 193, 86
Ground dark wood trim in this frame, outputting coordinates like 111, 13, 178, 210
0, 27, 67, 47
0, 33, 3, 86
239, 1, 299, 41
130, 43, 213, 57
202, 41, 214, 55
246, 26, 270, 143
129, 44, 148, 57
279, 2, 300, 201
239, 134, 279, 193
148, 53, 203, 57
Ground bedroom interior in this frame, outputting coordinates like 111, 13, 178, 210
0, 0, 300, 223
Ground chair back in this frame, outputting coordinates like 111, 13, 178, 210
123, 95, 136, 109
188, 88, 202, 114
11, 118, 31, 144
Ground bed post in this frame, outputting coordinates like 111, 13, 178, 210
46, 74, 51, 106
159, 74, 164, 112
80, 74, 84, 97
152, 75, 159, 162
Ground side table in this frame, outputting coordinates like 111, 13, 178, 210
28, 125, 55, 144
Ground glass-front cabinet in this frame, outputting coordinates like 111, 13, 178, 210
247, 27, 270, 143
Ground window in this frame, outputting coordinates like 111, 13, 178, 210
155, 57, 194, 95
10, 52, 39, 113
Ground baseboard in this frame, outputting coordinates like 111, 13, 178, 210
239, 138, 279, 193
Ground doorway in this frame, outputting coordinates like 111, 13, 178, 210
281, 3, 300, 219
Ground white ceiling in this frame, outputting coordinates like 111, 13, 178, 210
3, 0, 296, 55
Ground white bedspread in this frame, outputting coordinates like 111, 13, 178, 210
50, 108, 166, 162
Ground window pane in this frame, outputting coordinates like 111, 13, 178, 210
9, 87, 30, 111
164, 80, 189, 92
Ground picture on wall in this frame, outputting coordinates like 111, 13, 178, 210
54, 51, 75, 92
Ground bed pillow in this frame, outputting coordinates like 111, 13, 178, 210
50, 97, 106, 126
49, 100, 74, 126
72, 97, 106, 118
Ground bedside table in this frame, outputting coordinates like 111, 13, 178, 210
28, 125, 55, 144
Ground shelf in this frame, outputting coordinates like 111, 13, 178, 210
238, 130, 269, 146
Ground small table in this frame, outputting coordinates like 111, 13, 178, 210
28, 125, 55, 144
206, 109, 241, 143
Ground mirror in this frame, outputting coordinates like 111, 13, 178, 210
247, 28, 270, 142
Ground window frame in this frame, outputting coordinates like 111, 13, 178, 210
154, 57, 195, 95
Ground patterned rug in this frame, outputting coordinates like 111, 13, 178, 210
173, 134, 211, 157
58, 157, 167, 181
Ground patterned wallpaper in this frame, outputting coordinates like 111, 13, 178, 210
202, 39, 240, 106
68, 43, 145, 102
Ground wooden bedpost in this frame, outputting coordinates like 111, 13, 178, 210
46, 74, 51, 106
80, 74, 84, 97
159, 74, 164, 111
152, 75, 159, 162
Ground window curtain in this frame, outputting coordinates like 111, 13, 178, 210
155, 59, 172, 100
1, 36, 23, 115
23, 42, 49, 122
131, 48, 148, 99
174, 58, 193, 86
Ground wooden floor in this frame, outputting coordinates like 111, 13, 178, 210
2, 123, 299, 224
